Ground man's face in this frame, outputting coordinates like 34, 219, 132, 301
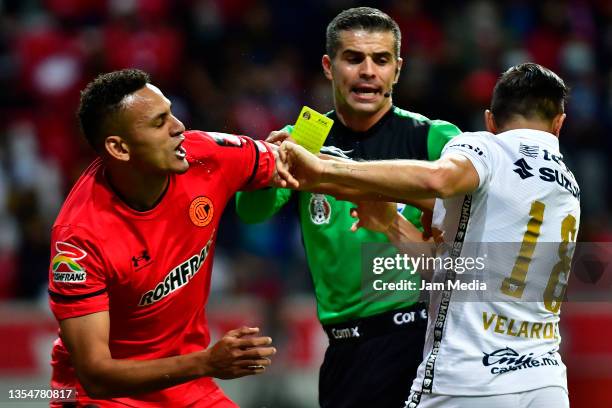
323, 29, 402, 117
117, 84, 188, 174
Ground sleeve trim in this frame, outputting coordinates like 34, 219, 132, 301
244, 140, 260, 188
49, 288, 107, 302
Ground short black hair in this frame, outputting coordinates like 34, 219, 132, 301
326, 7, 401, 59
491, 63, 568, 128
77, 69, 150, 151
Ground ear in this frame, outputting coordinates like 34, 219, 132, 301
551, 113, 566, 136
322, 55, 333, 81
484, 110, 498, 134
104, 135, 130, 162
394, 57, 403, 84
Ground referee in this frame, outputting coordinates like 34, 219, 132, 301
236, 7, 460, 408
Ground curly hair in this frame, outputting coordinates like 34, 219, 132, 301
77, 69, 150, 151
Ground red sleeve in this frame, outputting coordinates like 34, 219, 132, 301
48, 225, 109, 321
186, 131, 274, 193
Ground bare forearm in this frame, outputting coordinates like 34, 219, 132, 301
313, 183, 435, 211
321, 160, 442, 201
78, 351, 208, 398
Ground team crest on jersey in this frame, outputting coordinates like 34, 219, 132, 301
190, 196, 214, 227
209, 132, 243, 147
309, 194, 331, 225
51, 242, 87, 283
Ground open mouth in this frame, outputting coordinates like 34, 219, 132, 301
175, 143, 187, 160
351, 85, 382, 99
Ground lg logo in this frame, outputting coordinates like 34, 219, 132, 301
393, 310, 427, 325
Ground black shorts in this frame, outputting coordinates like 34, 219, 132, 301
319, 304, 428, 408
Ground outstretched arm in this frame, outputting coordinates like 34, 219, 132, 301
277, 142, 480, 201
312, 183, 435, 213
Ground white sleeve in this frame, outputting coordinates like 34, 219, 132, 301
441, 132, 495, 189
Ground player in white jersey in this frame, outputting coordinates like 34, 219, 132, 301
275, 63, 579, 407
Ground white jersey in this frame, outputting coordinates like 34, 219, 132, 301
410, 129, 581, 399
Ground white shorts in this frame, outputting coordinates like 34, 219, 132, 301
404, 386, 569, 408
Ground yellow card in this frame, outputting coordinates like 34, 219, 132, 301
292, 106, 334, 153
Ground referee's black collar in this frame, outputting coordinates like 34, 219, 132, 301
328, 105, 395, 137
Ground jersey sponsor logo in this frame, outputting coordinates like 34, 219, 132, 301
209, 132, 243, 147
132, 249, 152, 269
513, 158, 534, 179
309, 194, 331, 225
512, 153, 581, 199
51, 242, 87, 283
189, 196, 214, 227
138, 235, 214, 306
482, 346, 560, 374
447, 143, 485, 156
519, 143, 539, 158
331, 326, 360, 339
538, 167, 581, 199
482, 312, 559, 340
393, 309, 428, 325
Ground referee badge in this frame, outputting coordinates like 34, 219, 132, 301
309, 194, 331, 225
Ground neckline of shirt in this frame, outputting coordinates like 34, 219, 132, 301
498, 128, 560, 149
99, 167, 175, 219
330, 105, 395, 137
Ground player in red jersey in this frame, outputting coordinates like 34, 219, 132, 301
48, 69, 282, 407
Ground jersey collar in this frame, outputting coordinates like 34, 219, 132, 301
498, 128, 560, 150
329, 105, 395, 137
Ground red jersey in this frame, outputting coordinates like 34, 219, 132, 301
48, 130, 274, 407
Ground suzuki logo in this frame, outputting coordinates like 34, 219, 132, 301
513, 158, 534, 179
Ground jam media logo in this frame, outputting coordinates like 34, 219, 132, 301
513, 158, 534, 179
190, 196, 214, 227
482, 346, 559, 374
52, 242, 87, 283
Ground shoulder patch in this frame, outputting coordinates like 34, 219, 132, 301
209, 132, 243, 147
52, 242, 87, 283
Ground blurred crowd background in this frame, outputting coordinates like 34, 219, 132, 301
0, 0, 611, 407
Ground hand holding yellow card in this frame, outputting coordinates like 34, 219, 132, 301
292, 106, 334, 153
